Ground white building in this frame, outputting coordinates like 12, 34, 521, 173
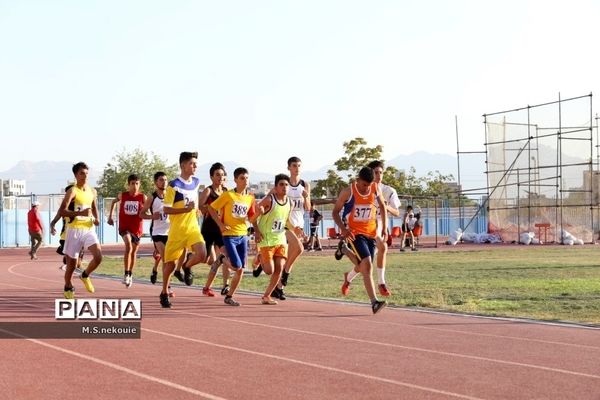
1, 179, 26, 196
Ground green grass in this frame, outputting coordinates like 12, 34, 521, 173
96, 246, 600, 325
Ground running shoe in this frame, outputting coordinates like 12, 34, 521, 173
271, 287, 282, 299
183, 267, 193, 286
372, 300, 387, 314
63, 287, 75, 299
173, 270, 184, 282
341, 272, 351, 296
80, 276, 95, 293
220, 284, 230, 296
122, 274, 128, 284
224, 296, 240, 306
168, 286, 175, 298
252, 265, 263, 278
334, 240, 345, 260
125, 275, 133, 288
315, 247, 323, 251
202, 287, 215, 297
278, 288, 286, 301
59, 264, 67, 271
159, 292, 172, 308
150, 270, 158, 284
281, 271, 289, 287
378, 284, 391, 297
261, 297, 278, 305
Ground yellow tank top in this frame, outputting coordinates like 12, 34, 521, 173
68, 186, 95, 229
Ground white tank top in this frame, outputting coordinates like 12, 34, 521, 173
150, 192, 170, 236
288, 179, 306, 227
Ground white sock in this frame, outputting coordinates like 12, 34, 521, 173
347, 269, 359, 282
377, 268, 385, 285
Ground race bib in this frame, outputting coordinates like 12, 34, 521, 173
232, 202, 249, 219
75, 204, 92, 221
271, 219, 285, 233
353, 206, 372, 221
291, 198, 303, 210
123, 200, 139, 215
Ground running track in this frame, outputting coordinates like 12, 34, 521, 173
0, 247, 599, 399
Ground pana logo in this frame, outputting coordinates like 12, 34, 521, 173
55, 299, 142, 320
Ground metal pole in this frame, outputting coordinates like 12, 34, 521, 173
558, 92, 564, 243
455, 115, 463, 230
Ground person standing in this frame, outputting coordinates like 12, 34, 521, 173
58, 162, 103, 299
333, 166, 387, 314
27, 201, 44, 260
107, 174, 147, 288
306, 207, 323, 251
367, 160, 401, 296
160, 152, 207, 308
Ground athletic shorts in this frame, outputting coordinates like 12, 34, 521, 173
202, 230, 224, 252
348, 235, 376, 261
152, 235, 168, 245
223, 235, 248, 269
64, 228, 99, 259
164, 230, 204, 263
259, 244, 288, 263
119, 230, 141, 244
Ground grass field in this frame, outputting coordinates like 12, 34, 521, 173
96, 246, 600, 325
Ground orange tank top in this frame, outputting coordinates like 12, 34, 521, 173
345, 182, 378, 238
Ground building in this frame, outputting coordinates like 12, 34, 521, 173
1, 179, 26, 196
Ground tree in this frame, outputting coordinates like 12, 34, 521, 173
312, 169, 348, 198
313, 136, 455, 199
97, 148, 178, 197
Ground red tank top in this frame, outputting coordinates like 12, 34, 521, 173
118, 192, 144, 236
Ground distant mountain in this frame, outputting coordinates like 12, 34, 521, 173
0, 161, 99, 194
1, 152, 510, 195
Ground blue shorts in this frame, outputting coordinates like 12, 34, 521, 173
223, 235, 248, 269
348, 235, 376, 261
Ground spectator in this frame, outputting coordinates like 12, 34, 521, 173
306, 207, 323, 251
27, 201, 43, 260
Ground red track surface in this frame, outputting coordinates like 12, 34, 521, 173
0, 246, 599, 399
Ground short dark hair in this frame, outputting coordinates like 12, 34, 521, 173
287, 156, 301, 166
358, 166, 375, 183
179, 151, 198, 164
234, 167, 248, 179
64, 184, 74, 192
153, 171, 166, 182
72, 162, 88, 175
127, 174, 140, 183
210, 162, 226, 177
274, 173, 290, 185
367, 160, 384, 170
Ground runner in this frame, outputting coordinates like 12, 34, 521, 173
199, 162, 231, 297
251, 174, 298, 305
367, 160, 401, 296
208, 167, 255, 306
50, 184, 84, 272
332, 166, 387, 314
107, 174, 146, 288
159, 152, 207, 308
58, 162, 103, 299
272, 156, 309, 300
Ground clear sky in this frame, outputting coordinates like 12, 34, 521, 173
1, 0, 598, 175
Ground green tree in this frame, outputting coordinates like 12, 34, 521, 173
312, 169, 348, 198
334, 137, 384, 180
97, 148, 178, 197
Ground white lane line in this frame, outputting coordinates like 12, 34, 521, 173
5, 260, 598, 352
0, 297, 485, 400
168, 309, 600, 381
4, 262, 599, 376
142, 327, 486, 400
0, 327, 227, 400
